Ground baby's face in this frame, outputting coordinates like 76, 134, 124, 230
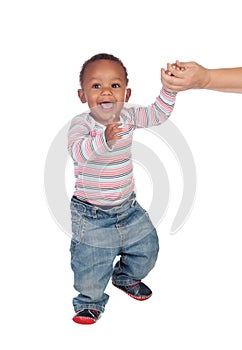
78, 60, 131, 125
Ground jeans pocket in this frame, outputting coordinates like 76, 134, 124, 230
144, 211, 153, 225
70, 206, 84, 247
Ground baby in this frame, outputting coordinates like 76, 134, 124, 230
68, 53, 177, 324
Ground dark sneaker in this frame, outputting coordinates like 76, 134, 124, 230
112, 281, 152, 301
72, 309, 101, 325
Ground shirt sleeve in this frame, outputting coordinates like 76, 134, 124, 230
130, 88, 177, 128
68, 115, 111, 163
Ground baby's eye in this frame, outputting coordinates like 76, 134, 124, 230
112, 83, 120, 88
92, 83, 101, 89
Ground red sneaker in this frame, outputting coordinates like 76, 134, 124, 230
72, 309, 101, 325
112, 281, 152, 301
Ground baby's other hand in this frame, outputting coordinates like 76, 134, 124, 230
105, 122, 124, 148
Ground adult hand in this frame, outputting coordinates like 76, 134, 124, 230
161, 61, 210, 92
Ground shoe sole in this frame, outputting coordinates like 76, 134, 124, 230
72, 315, 98, 325
113, 283, 152, 301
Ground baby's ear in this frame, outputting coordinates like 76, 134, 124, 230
125, 88, 131, 102
78, 89, 87, 103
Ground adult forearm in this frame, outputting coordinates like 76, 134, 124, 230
162, 61, 242, 93
205, 68, 242, 93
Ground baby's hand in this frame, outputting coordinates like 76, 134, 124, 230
105, 122, 124, 148
167, 61, 186, 75
161, 60, 187, 91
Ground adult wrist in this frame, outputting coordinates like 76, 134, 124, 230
202, 68, 212, 89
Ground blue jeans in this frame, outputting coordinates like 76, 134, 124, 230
70, 193, 159, 313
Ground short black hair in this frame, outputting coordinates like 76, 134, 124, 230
79, 53, 129, 87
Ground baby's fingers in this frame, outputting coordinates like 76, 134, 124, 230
166, 63, 185, 77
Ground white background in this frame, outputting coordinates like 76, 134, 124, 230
1, 0, 242, 349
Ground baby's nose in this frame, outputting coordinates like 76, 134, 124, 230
100, 87, 112, 95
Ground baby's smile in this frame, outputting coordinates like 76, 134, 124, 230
99, 101, 115, 110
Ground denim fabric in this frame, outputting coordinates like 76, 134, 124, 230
70, 194, 159, 313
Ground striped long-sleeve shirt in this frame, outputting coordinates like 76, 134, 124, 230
68, 88, 176, 206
